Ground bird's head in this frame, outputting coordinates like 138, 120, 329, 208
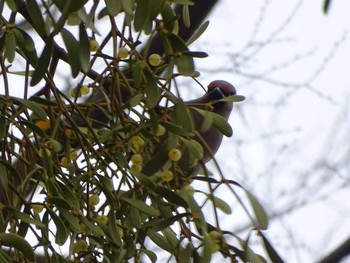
207, 80, 236, 118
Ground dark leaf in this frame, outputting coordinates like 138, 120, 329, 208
31, 36, 53, 86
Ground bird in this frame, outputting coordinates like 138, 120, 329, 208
176, 80, 237, 176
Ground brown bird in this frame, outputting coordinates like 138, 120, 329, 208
178, 80, 237, 176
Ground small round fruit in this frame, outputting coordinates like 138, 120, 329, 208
89, 194, 100, 206
155, 124, 166, 137
131, 135, 145, 151
130, 163, 142, 173
168, 148, 182, 162
131, 153, 143, 165
80, 85, 90, 95
32, 204, 44, 214
72, 239, 88, 254
35, 120, 51, 131
160, 169, 174, 182
118, 47, 129, 58
148, 54, 162, 66
89, 39, 100, 52
96, 215, 108, 225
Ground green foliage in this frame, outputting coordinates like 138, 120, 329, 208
0, 0, 281, 262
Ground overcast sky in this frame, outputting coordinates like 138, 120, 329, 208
194, 0, 350, 262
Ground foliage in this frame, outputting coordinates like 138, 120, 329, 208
0, 0, 280, 262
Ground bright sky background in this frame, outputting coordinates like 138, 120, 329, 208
192, 0, 350, 262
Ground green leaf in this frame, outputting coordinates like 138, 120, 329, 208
20, 120, 46, 137
163, 121, 192, 136
0, 164, 8, 197
11, 27, 38, 66
140, 248, 157, 263
47, 197, 72, 210
105, 0, 121, 16
58, 208, 81, 232
180, 137, 203, 160
219, 94, 245, 102
121, 197, 158, 216
142, 140, 169, 176
57, 181, 80, 210
245, 190, 269, 230
121, 0, 134, 14
31, 36, 53, 86
148, 230, 173, 253
145, 213, 188, 232
5, 0, 17, 11
61, 28, 81, 77
210, 195, 232, 215
4, 31, 16, 63
17, 99, 47, 120
186, 20, 209, 46
174, 99, 193, 132
132, 61, 143, 88
6, 207, 46, 228
201, 235, 212, 263
175, 54, 195, 76
148, 0, 166, 20
0, 233, 34, 261
0, 160, 21, 186
132, 172, 156, 189
155, 186, 188, 208
144, 70, 160, 108
47, 208, 69, 245
161, 3, 178, 34
134, 0, 150, 32
26, 0, 45, 36
30, 96, 58, 106
323, 0, 331, 14
183, 51, 208, 58
211, 111, 233, 137
261, 233, 284, 263
79, 24, 90, 72
182, 5, 190, 28
107, 209, 122, 247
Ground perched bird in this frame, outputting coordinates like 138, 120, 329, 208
178, 80, 237, 176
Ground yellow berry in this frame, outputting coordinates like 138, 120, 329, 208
60, 156, 69, 167
148, 53, 162, 66
31, 204, 44, 214
155, 124, 166, 137
72, 239, 88, 254
160, 169, 174, 182
208, 231, 222, 253
118, 47, 129, 58
65, 128, 72, 138
131, 135, 145, 151
69, 88, 81, 98
80, 85, 90, 95
80, 223, 91, 234
69, 150, 78, 160
89, 194, 100, 206
96, 215, 108, 225
89, 39, 100, 52
131, 153, 143, 164
35, 120, 51, 131
168, 148, 182, 162
130, 163, 142, 173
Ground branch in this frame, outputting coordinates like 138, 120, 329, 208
317, 236, 350, 263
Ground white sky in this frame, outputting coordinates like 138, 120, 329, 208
194, 0, 350, 262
